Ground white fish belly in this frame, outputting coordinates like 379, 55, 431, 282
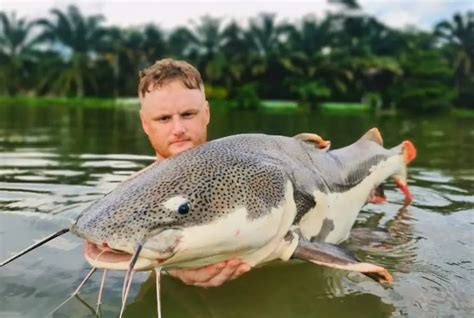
163, 181, 298, 268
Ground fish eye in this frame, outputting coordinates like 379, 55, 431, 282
177, 203, 190, 215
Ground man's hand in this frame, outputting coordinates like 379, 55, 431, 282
167, 259, 251, 288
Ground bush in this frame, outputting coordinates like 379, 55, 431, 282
290, 81, 331, 109
393, 50, 456, 112
456, 76, 474, 109
234, 84, 261, 110
204, 84, 229, 100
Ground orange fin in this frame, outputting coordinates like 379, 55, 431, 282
402, 140, 416, 164
393, 177, 413, 206
294, 133, 331, 150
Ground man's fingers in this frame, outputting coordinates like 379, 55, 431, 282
230, 263, 251, 280
168, 261, 226, 284
194, 259, 248, 287
167, 259, 251, 287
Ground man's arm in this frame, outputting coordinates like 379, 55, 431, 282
167, 259, 251, 287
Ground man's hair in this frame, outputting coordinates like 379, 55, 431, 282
138, 58, 204, 98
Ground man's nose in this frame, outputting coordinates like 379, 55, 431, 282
171, 118, 186, 135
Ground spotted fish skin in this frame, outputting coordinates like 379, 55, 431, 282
72, 130, 411, 269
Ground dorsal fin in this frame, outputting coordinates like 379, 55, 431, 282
359, 128, 383, 146
294, 133, 331, 150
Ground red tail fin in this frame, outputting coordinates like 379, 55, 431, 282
402, 140, 416, 164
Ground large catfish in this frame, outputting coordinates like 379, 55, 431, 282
1, 128, 416, 317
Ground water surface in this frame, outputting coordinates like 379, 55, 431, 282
0, 103, 473, 317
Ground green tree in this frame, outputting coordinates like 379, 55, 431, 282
219, 21, 250, 91
168, 17, 226, 79
36, 5, 108, 96
393, 49, 455, 112
280, 16, 333, 79
190, 16, 228, 84
435, 11, 474, 107
0, 12, 40, 95
99, 24, 167, 97
245, 13, 288, 98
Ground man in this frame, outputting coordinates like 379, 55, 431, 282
138, 58, 251, 287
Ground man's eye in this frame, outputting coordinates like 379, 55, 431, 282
182, 112, 196, 119
157, 116, 171, 122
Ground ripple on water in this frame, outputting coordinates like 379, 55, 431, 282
410, 186, 453, 208
13, 175, 57, 182
79, 153, 154, 160
80, 160, 143, 169
0, 168, 29, 176
436, 184, 469, 193
412, 169, 453, 183
0, 158, 59, 168
444, 193, 474, 204
42, 170, 85, 177
351, 204, 474, 317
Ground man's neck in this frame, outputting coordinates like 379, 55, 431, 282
156, 153, 166, 162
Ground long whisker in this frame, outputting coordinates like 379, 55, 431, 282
75, 294, 98, 317
47, 267, 97, 317
0, 228, 70, 267
95, 269, 108, 316
155, 267, 162, 318
118, 243, 143, 318
119, 270, 135, 318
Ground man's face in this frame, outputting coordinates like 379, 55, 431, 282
139, 80, 210, 160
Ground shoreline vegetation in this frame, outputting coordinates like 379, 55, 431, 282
0, 3, 473, 114
1, 96, 472, 116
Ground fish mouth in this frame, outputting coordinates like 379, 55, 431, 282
83, 241, 164, 271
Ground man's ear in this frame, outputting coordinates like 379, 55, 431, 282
139, 110, 150, 136
204, 100, 210, 126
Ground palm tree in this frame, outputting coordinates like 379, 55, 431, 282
100, 24, 168, 97
167, 26, 196, 59
329, 0, 361, 10
0, 12, 40, 95
184, 16, 228, 84
140, 24, 168, 64
280, 16, 334, 78
218, 21, 250, 90
36, 5, 108, 96
435, 11, 474, 90
246, 13, 284, 71
245, 13, 288, 98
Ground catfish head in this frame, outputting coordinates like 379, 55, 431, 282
71, 143, 291, 271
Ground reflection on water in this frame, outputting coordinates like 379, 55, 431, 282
0, 104, 473, 317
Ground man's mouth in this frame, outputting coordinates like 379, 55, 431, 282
170, 139, 190, 146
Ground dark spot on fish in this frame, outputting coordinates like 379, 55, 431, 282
311, 218, 335, 241
293, 189, 316, 223
284, 231, 294, 242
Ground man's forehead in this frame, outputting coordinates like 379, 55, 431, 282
140, 82, 205, 110
144, 80, 204, 95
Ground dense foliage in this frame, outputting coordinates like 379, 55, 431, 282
0, 3, 472, 111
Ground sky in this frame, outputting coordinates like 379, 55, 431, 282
1, 0, 473, 31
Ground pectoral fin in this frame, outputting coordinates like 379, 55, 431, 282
292, 239, 393, 284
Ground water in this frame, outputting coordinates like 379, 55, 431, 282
0, 103, 473, 317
